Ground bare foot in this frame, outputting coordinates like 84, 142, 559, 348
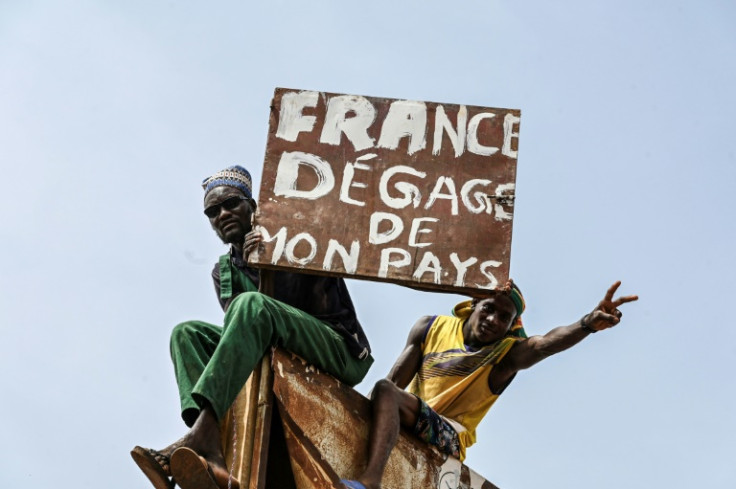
157, 435, 188, 459
136, 404, 231, 489
179, 405, 227, 471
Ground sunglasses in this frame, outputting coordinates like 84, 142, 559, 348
203, 196, 249, 218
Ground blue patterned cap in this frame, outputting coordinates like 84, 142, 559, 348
202, 165, 253, 199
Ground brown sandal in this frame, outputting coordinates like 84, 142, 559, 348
131, 446, 175, 489
170, 447, 240, 489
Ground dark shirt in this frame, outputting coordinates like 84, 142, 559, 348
212, 248, 371, 360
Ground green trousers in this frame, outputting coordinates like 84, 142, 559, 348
170, 291, 373, 424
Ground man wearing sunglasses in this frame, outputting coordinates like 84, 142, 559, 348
132, 165, 373, 489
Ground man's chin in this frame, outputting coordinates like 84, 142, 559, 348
217, 230, 245, 246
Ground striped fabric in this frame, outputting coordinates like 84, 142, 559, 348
409, 314, 520, 461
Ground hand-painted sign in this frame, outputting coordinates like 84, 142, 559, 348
249, 88, 520, 294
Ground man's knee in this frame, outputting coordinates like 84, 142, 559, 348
170, 321, 200, 345
170, 320, 217, 352
372, 379, 421, 426
223, 292, 280, 339
371, 378, 400, 401
227, 291, 269, 317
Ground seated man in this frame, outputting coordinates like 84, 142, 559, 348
131, 165, 373, 489
342, 280, 637, 489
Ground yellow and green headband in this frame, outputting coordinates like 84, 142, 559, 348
452, 281, 527, 338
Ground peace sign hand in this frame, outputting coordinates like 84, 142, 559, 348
582, 281, 639, 332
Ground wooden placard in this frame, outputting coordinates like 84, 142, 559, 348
249, 88, 520, 294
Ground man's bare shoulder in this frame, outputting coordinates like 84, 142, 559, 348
407, 315, 435, 345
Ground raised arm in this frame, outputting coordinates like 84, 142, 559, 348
385, 315, 433, 389
501, 281, 638, 373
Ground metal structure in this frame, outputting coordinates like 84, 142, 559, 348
220, 349, 500, 489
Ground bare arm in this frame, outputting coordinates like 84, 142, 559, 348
501, 281, 638, 373
385, 316, 433, 389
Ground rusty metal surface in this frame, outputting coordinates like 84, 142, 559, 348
220, 372, 259, 485
279, 408, 343, 489
250, 88, 520, 294
247, 356, 274, 489
270, 349, 500, 489
220, 356, 277, 489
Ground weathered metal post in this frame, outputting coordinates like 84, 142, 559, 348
220, 272, 276, 489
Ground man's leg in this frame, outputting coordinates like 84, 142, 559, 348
132, 321, 223, 489
169, 320, 223, 426
352, 379, 421, 489
138, 292, 372, 489
191, 291, 372, 421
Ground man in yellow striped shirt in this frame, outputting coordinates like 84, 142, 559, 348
342, 280, 637, 489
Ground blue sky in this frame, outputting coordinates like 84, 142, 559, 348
1, 1, 735, 488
